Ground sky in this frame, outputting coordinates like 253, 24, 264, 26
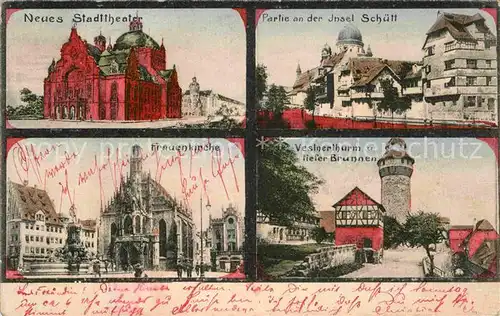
6, 9, 246, 106
6, 138, 245, 232
257, 9, 497, 87
283, 137, 498, 228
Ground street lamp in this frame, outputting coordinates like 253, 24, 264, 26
200, 196, 211, 278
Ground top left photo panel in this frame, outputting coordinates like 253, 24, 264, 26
4, 8, 247, 129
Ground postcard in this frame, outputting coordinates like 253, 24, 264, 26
4, 138, 245, 279
256, 137, 499, 279
5, 9, 246, 129
256, 8, 498, 129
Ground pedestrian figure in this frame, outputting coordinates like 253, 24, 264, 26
104, 259, 109, 273
93, 259, 101, 277
195, 264, 200, 276
186, 260, 193, 278
134, 264, 143, 278
176, 261, 183, 278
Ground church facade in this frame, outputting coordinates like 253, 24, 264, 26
99, 145, 194, 271
43, 17, 182, 121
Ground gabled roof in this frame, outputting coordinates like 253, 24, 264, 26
426, 12, 494, 43
292, 67, 319, 93
320, 50, 346, 68
348, 58, 416, 88
333, 187, 384, 210
475, 219, 495, 231
9, 181, 63, 225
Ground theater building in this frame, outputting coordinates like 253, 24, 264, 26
43, 16, 182, 121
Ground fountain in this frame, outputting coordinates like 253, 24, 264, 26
27, 223, 91, 276
25, 205, 93, 276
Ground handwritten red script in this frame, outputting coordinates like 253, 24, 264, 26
10, 139, 242, 210
3, 282, 495, 316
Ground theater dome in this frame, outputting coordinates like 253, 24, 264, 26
114, 30, 160, 50
337, 24, 364, 47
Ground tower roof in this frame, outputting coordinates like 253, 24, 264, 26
114, 30, 160, 50
337, 24, 364, 46
378, 138, 414, 163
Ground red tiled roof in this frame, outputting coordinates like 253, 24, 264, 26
9, 181, 63, 225
292, 67, 319, 93
333, 187, 382, 208
349, 58, 415, 87
319, 211, 336, 233
321, 50, 346, 68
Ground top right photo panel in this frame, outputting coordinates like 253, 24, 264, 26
256, 8, 497, 129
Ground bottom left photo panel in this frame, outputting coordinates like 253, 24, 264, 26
4, 137, 245, 280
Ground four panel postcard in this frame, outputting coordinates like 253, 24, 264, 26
1, 2, 499, 316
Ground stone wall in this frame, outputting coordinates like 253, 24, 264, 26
305, 244, 356, 271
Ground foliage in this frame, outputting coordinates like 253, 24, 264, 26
7, 88, 44, 119
311, 227, 328, 244
308, 262, 363, 278
258, 243, 322, 262
404, 211, 447, 276
377, 79, 412, 116
264, 84, 289, 115
258, 141, 323, 227
255, 64, 268, 107
212, 103, 243, 129
383, 216, 405, 249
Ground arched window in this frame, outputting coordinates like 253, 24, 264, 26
124, 216, 133, 235
159, 219, 167, 257
134, 215, 141, 234
110, 82, 118, 120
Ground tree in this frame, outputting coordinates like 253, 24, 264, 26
258, 141, 323, 227
377, 78, 411, 119
255, 64, 268, 107
304, 85, 317, 128
212, 103, 242, 129
383, 216, 404, 249
404, 211, 447, 276
7, 88, 44, 118
265, 84, 289, 115
311, 227, 328, 244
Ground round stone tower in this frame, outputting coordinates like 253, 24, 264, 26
377, 138, 414, 223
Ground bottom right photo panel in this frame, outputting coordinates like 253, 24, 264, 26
256, 137, 499, 280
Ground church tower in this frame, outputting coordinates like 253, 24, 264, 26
377, 138, 414, 223
130, 144, 143, 180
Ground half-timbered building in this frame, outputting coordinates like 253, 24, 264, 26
333, 187, 385, 254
